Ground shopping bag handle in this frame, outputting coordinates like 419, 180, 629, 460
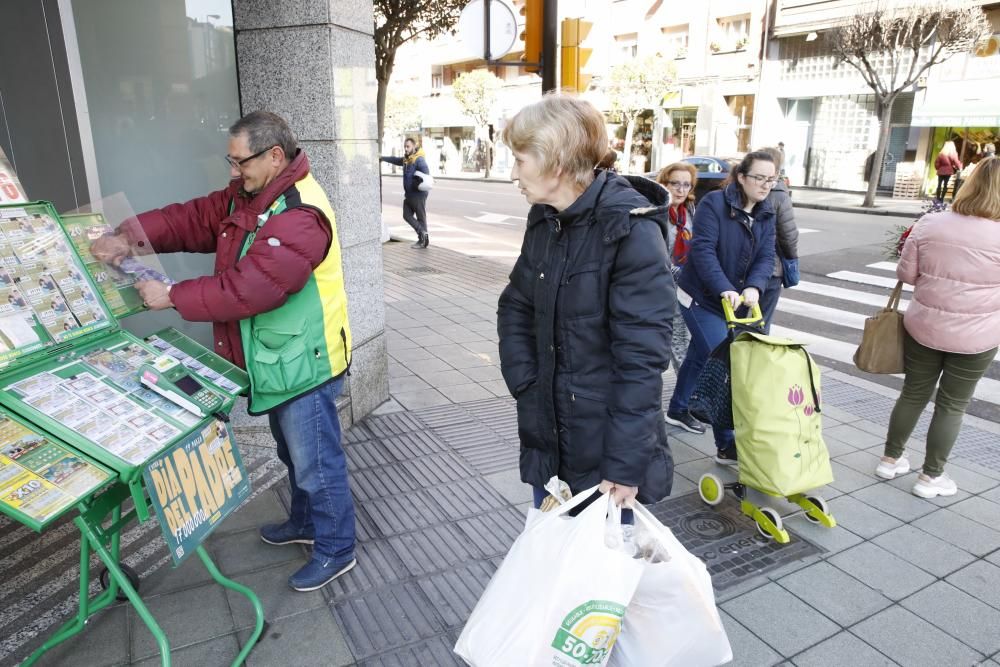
721, 297, 763, 325
525, 484, 604, 530
885, 281, 904, 312
630, 504, 673, 562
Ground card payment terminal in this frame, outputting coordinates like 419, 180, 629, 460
139, 355, 223, 417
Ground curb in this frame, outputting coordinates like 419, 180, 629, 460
382, 173, 511, 185
792, 201, 916, 218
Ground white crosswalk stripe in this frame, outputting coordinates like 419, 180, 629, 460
773, 267, 1000, 410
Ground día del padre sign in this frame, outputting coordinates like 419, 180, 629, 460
143, 419, 250, 564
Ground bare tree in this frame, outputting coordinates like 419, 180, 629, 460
828, 2, 990, 207
375, 0, 469, 148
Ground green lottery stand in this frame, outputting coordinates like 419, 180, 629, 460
0, 202, 265, 665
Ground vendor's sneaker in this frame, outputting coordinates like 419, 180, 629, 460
665, 411, 706, 434
289, 556, 356, 592
875, 456, 910, 480
714, 447, 739, 466
912, 472, 958, 499
260, 521, 314, 546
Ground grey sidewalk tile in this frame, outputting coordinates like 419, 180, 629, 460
417, 369, 474, 388
31, 605, 128, 667
370, 398, 406, 415
902, 581, 1000, 655
386, 523, 486, 579
669, 441, 706, 465
852, 606, 984, 667
824, 437, 857, 459
884, 472, 970, 508
388, 346, 435, 363
828, 461, 880, 494
825, 424, 884, 448
718, 611, 783, 667
482, 467, 533, 505
722, 583, 838, 656
949, 456, 1000, 482
216, 491, 288, 537
670, 474, 697, 497
851, 418, 891, 437
825, 495, 902, 540
873, 525, 977, 578
240, 607, 354, 667
791, 632, 898, 667
402, 357, 455, 376
948, 496, 1000, 531
943, 462, 1000, 494
389, 375, 433, 393
981, 486, 1000, 505
834, 449, 885, 476
415, 560, 496, 630
913, 509, 1000, 557
428, 477, 509, 520
480, 379, 512, 397
850, 483, 938, 523
674, 457, 740, 485
391, 389, 453, 410
332, 582, 447, 659
946, 561, 1000, 610
324, 539, 409, 599
392, 325, 436, 339
827, 543, 935, 601
358, 633, 464, 666
777, 561, 892, 627
141, 548, 217, 598
129, 583, 235, 661
211, 529, 304, 576
437, 383, 495, 403
224, 560, 326, 631
817, 405, 861, 423
459, 365, 505, 383
453, 508, 525, 559
355, 489, 453, 539
783, 515, 863, 555
387, 362, 413, 380
134, 635, 243, 667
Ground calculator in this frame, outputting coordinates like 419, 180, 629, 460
139, 355, 223, 417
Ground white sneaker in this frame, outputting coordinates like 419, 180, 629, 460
875, 456, 910, 480
912, 472, 958, 499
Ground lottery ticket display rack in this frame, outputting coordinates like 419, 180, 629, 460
0, 201, 265, 666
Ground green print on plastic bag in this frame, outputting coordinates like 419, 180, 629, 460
550, 599, 626, 665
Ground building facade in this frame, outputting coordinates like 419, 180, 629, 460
1, 0, 388, 425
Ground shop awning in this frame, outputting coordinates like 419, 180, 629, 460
911, 95, 1000, 128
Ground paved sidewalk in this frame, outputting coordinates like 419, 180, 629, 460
6, 240, 1000, 666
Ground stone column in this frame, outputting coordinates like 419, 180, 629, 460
232, 0, 387, 427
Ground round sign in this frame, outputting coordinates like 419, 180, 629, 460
457, 0, 519, 60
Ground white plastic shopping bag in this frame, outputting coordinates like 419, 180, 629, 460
608, 504, 732, 667
455, 487, 645, 666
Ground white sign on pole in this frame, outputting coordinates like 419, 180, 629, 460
457, 0, 519, 60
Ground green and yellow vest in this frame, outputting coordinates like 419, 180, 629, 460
237, 173, 351, 414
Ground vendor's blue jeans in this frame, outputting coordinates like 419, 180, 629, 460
667, 301, 736, 452
269, 376, 356, 562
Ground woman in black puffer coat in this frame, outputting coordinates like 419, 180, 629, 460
498, 95, 676, 509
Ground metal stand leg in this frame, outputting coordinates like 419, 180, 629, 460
196, 546, 267, 665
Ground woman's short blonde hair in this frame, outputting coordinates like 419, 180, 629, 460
501, 94, 608, 188
952, 156, 1000, 221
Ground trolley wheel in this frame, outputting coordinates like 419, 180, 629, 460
99, 563, 140, 601
756, 507, 783, 540
803, 495, 830, 524
698, 473, 725, 506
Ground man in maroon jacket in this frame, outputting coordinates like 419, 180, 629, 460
92, 111, 357, 592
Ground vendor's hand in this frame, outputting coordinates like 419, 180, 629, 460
599, 480, 639, 508
741, 287, 760, 308
136, 280, 172, 310
90, 234, 131, 266
721, 290, 741, 310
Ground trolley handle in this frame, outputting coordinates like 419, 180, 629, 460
721, 296, 764, 325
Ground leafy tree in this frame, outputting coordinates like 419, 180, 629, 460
452, 69, 503, 177
374, 0, 469, 148
605, 55, 676, 174
829, 2, 990, 207
383, 91, 422, 150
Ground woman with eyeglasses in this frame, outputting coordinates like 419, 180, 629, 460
656, 162, 697, 388
757, 146, 799, 333
666, 151, 777, 464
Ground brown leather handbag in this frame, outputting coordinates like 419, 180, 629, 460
854, 281, 905, 374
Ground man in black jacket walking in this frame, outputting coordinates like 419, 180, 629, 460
381, 137, 431, 248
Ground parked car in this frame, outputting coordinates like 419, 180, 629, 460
645, 156, 739, 203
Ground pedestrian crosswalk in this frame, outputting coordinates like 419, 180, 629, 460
772, 260, 1000, 410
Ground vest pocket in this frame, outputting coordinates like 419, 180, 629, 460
252, 324, 317, 395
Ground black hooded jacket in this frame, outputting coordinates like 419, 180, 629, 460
497, 170, 676, 502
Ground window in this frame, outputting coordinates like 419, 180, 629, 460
717, 15, 751, 50
661, 25, 689, 59
431, 66, 443, 89
615, 33, 638, 62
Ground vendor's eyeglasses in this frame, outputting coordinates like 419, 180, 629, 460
744, 174, 779, 185
225, 146, 274, 169
666, 181, 692, 189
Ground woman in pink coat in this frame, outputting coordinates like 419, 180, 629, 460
876, 157, 1000, 497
